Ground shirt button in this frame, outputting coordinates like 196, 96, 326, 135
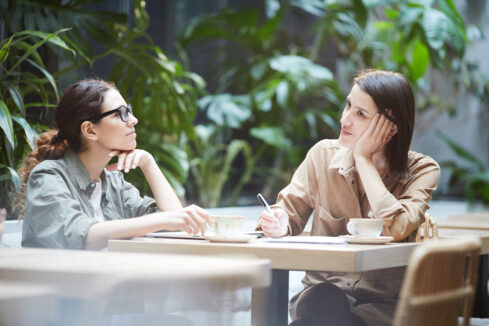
346, 282, 351, 286
91, 183, 95, 187
351, 180, 355, 184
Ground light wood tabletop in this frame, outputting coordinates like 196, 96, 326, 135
109, 237, 418, 273
437, 212, 489, 231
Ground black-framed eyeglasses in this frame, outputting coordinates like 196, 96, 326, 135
89, 105, 133, 123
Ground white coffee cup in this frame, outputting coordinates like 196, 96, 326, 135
346, 218, 383, 238
211, 215, 246, 236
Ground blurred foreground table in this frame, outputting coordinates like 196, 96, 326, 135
0, 247, 270, 326
0, 281, 58, 326
109, 237, 418, 326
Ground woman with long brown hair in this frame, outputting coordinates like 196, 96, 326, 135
258, 70, 440, 326
20, 79, 211, 250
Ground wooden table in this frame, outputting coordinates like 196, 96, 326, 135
0, 248, 270, 326
109, 237, 418, 326
438, 212, 489, 232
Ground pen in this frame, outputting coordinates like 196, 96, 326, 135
257, 193, 280, 226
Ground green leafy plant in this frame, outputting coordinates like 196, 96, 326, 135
0, 28, 77, 218
180, 0, 482, 205
104, 1, 205, 196
437, 131, 489, 204
186, 125, 259, 207
181, 7, 344, 203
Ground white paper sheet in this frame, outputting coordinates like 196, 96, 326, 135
257, 236, 347, 244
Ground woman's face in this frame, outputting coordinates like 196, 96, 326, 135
339, 84, 379, 149
93, 89, 138, 151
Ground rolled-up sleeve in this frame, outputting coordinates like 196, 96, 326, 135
371, 157, 440, 240
22, 170, 98, 249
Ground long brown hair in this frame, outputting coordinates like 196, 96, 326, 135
353, 70, 415, 178
17, 79, 117, 218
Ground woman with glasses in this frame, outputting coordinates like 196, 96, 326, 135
19, 79, 211, 250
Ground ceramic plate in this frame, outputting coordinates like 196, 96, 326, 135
204, 234, 255, 243
339, 235, 394, 244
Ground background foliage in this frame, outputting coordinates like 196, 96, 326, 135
1, 0, 488, 215
180, 0, 489, 206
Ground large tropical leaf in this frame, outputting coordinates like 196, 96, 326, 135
7, 28, 73, 74
0, 101, 15, 149
269, 55, 333, 81
436, 130, 484, 171
12, 115, 38, 149
199, 94, 251, 129
250, 126, 291, 148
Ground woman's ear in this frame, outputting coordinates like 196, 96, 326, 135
80, 121, 98, 142
390, 125, 398, 136
387, 125, 398, 143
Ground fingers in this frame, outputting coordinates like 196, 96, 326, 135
364, 113, 380, 137
106, 163, 118, 172
183, 205, 212, 235
373, 114, 396, 144
124, 152, 136, 173
117, 151, 128, 171
132, 153, 143, 169
109, 150, 121, 157
380, 115, 396, 143
178, 223, 194, 235
260, 208, 288, 237
108, 150, 149, 173
193, 205, 213, 225
261, 212, 278, 225
183, 212, 203, 235
187, 207, 207, 235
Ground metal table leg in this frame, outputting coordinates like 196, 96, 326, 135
473, 254, 489, 317
252, 269, 289, 326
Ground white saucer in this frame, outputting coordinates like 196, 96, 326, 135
204, 234, 255, 243
339, 235, 394, 244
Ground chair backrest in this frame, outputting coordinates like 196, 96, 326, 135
393, 237, 481, 326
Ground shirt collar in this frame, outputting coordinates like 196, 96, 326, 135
328, 145, 355, 175
64, 149, 107, 191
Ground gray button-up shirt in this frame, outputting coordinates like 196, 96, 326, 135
22, 149, 159, 249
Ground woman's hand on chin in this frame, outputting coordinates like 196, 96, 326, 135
353, 113, 396, 161
106, 149, 154, 173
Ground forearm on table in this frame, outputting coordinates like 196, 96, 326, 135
85, 213, 165, 250
141, 158, 182, 211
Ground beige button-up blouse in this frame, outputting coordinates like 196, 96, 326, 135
276, 139, 440, 303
